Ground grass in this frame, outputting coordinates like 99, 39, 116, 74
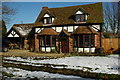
0, 49, 111, 59
0, 50, 65, 58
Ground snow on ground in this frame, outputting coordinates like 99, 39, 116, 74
3, 54, 120, 74
2, 67, 93, 79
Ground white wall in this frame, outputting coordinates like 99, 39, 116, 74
74, 26, 79, 29
76, 11, 83, 14
35, 28, 41, 33
44, 13, 50, 17
41, 47, 45, 52
68, 26, 73, 32
8, 34, 13, 37
52, 27, 55, 30
14, 34, 19, 37
74, 47, 95, 53
7, 30, 19, 37
91, 25, 100, 32
46, 47, 51, 52
41, 47, 56, 52
56, 27, 62, 32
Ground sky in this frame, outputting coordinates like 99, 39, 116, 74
2, 1, 118, 31
3, 2, 98, 31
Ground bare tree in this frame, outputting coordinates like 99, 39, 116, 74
118, 2, 120, 35
103, 2, 119, 36
2, 3, 16, 24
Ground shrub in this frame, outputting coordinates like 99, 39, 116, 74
51, 49, 58, 53
29, 48, 34, 52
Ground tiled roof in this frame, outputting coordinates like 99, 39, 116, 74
12, 23, 34, 37
35, 2, 103, 26
39, 28, 58, 35
72, 26, 97, 34
59, 30, 71, 36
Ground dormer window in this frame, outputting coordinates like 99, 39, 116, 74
44, 17, 52, 24
43, 12, 55, 24
75, 14, 85, 22
73, 8, 89, 22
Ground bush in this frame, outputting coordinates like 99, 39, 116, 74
95, 47, 104, 54
29, 48, 34, 52
51, 49, 58, 53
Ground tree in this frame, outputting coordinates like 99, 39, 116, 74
2, 3, 16, 24
1, 3, 16, 39
103, 2, 119, 37
118, 2, 120, 35
2, 20, 7, 38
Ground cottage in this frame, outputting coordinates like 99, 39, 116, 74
7, 2, 104, 53
6, 23, 34, 49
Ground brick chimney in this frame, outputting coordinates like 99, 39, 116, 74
42, 7, 48, 10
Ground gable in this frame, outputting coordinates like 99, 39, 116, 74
75, 11, 83, 14
44, 13, 50, 17
7, 30, 20, 37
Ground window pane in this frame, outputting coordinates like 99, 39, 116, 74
52, 36, 56, 46
79, 35, 83, 47
74, 35, 78, 46
84, 35, 90, 47
41, 36, 45, 46
80, 15, 85, 21
46, 36, 50, 46
91, 35, 94, 46
75, 15, 80, 22
46, 18, 52, 24
75, 15, 85, 22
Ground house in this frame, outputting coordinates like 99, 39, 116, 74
6, 23, 34, 49
7, 2, 104, 53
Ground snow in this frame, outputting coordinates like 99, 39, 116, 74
15, 27, 32, 36
3, 54, 120, 75
2, 67, 93, 79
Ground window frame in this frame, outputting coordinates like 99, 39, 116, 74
73, 34, 95, 48
44, 17, 52, 24
75, 14, 86, 22
40, 35, 56, 47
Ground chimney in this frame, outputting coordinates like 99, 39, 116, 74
42, 7, 48, 10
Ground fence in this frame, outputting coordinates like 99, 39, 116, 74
102, 38, 120, 54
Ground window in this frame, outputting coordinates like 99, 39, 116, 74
52, 36, 56, 46
46, 36, 50, 46
41, 36, 45, 46
79, 35, 83, 47
75, 15, 85, 22
40, 36, 56, 46
84, 35, 90, 47
44, 17, 52, 24
74, 35, 95, 47
74, 35, 78, 46
91, 35, 94, 47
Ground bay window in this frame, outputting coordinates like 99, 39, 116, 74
40, 35, 56, 46
74, 34, 94, 47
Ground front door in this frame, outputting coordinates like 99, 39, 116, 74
61, 37, 69, 53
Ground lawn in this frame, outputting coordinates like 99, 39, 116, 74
0, 50, 65, 58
